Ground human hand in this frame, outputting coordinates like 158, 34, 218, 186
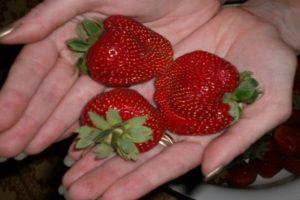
0, 0, 297, 199
58, 2, 296, 200
0, 0, 220, 159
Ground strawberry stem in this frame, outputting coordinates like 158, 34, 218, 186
66, 19, 104, 74
223, 71, 260, 123
74, 108, 153, 161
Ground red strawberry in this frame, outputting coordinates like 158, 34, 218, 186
250, 159, 282, 178
283, 158, 300, 175
274, 125, 300, 158
154, 50, 259, 135
246, 139, 283, 178
225, 161, 257, 188
67, 16, 173, 87
75, 89, 165, 160
258, 140, 284, 164
284, 109, 300, 132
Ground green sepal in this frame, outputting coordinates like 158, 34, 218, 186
95, 143, 114, 159
126, 126, 153, 143
66, 38, 90, 52
73, 108, 153, 161
88, 112, 111, 130
76, 56, 89, 75
66, 18, 104, 74
116, 137, 139, 161
227, 101, 241, 123
74, 125, 99, 149
82, 19, 103, 39
222, 70, 260, 122
125, 116, 148, 129
106, 108, 123, 126
223, 92, 237, 103
234, 78, 259, 104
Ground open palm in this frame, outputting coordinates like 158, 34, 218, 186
0, 0, 296, 199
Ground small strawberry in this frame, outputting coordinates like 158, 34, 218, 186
225, 161, 257, 188
75, 89, 165, 161
155, 50, 260, 135
284, 109, 300, 132
250, 159, 282, 178
283, 158, 300, 175
274, 125, 300, 158
243, 136, 283, 178
67, 16, 173, 87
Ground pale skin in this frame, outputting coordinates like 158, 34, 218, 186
0, 0, 298, 199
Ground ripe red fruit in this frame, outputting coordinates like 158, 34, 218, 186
258, 141, 285, 164
274, 125, 300, 158
68, 16, 173, 87
225, 161, 257, 188
283, 158, 300, 175
76, 89, 165, 160
155, 50, 259, 135
283, 109, 300, 132
250, 159, 282, 178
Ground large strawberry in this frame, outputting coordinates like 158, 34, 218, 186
75, 89, 165, 161
67, 16, 173, 87
155, 50, 260, 135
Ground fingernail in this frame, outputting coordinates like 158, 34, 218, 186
0, 157, 7, 163
0, 25, 14, 39
58, 185, 66, 195
14, 152, 28, 161
204, 166, 224, 182
64, 155, 75, 167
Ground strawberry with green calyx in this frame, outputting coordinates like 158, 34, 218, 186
67, 19, 104, 74
155, 51, 260, 135
67, 16, 173, 87
75, 89, 165, 161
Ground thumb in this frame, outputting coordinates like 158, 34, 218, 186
201, 98, 292, 178
0, 0, 93, 44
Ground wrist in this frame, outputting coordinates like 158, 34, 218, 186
242, 0, 300, 53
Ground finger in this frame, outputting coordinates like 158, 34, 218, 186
0, 40, 57, 132
66, 145, 164, 200
62, 150, 114, 188
0, 58, 78, 157
25, 76, 105, 155
102, 142, 204, 200
201, 97, 292, 176
56, 122, 80, 143
0, 0, 92, 44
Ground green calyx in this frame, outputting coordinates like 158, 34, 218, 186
223, 71, 260, 123
66, 19, 104, 74
74, 108, 153, 161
